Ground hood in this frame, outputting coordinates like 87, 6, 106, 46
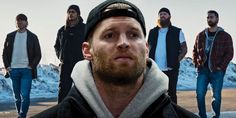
204, 26, 224, 33
71, 59, 168, 118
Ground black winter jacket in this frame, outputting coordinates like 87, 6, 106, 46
32, 87, 199, 118
54, 18, 85, 65
2, 30, 41, 79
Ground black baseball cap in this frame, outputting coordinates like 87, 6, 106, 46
84, 0, 146, 41
16, 14, 27, 21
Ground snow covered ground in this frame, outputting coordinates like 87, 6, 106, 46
0, 58, 235, 103
178, 57, 236, 90
0, 64, 59, 103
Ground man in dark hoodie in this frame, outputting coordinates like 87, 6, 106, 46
33, 0, 198, 118
193, 10, 234, 118
54, 5, 85, 103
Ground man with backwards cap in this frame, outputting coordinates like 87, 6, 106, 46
54, 4, 85, 103
33, 1, 198, 117
2, 14, 41, 118
148, 7, 188, 104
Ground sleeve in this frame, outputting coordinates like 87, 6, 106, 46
192, 35, 199, 66
54, 30, 61, 59
219, 33, 234, 70
31, 35, 42, 68
2, 35, 10, 68
179, 30, 186, 43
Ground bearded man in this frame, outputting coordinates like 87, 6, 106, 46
148, 7, 187, 104
54, 5, 85, 103
193, 10, 234, 118
33, 1, 198, 118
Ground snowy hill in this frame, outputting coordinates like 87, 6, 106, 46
0, 64, 59, 103
178, 57, 236, 90
0, 58, 235, 102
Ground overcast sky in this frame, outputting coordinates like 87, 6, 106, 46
0, 0, 235, 66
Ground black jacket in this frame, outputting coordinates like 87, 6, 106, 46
2, 30, 41, 79
32, 86, 199, 118
54, 18, 85, 65
148, 26, 181, 69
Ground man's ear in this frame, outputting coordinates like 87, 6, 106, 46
146, 42, 149, 58
82, 42, 93, 60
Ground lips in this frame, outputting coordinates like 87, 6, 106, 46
114, 55, 133, 61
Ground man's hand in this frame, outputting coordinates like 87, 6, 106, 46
4, 67, 10, 78
6, 67, 11, 72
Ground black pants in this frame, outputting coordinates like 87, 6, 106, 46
163, 69, 179, 104
58, 63, 74, 103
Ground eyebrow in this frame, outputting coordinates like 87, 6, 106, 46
103, 23, 141, 31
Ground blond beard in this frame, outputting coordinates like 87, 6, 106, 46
91, 48, 146, 86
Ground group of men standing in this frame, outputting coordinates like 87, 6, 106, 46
148, 8, 233, 118
2, 0, 234, 118
2, 5, 85, 118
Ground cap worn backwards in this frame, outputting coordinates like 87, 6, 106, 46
84, 0, 146, 41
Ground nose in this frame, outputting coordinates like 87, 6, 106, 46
117, 35, 129, 49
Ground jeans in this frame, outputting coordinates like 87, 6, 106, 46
10, 68, 32, 118
196, 67, 224, 118
163, 68, 179, 104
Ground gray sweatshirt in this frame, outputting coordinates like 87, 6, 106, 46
71, 59, 168, 118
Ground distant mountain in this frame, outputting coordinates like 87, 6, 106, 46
0, 58, 235, 102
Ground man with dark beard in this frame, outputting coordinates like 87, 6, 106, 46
33, 1, 198, 118
148, 7, 187, 104
193, 10, 234, 118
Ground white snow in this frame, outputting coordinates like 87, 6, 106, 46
0, 58, 235, 103
178, 57, 236, 90
0, 64, 59, 103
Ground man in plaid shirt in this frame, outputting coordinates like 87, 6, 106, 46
193, 10, 234, 118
